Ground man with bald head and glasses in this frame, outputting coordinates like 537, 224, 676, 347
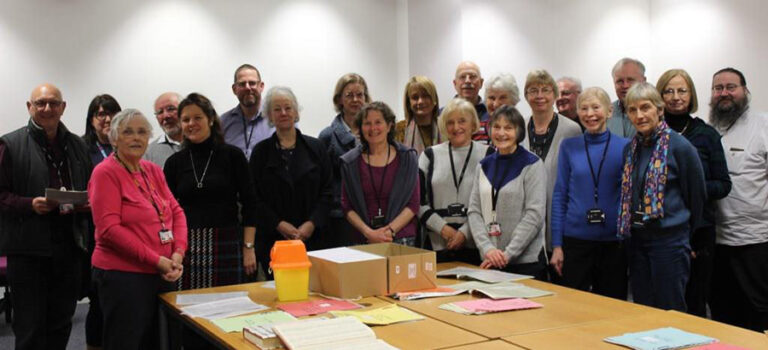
0, 83, 92, 349
144, 91, 183, 168
708, 67, 768, 332
220, 63, 275, 160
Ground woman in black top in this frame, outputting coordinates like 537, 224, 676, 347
656, 69, 731, 316
164, 93, 257, 289
250, 86, 333, 278
81, 93, 121, 350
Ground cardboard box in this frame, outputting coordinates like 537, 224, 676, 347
350, 243, 437, 294
307, 247, 387, 299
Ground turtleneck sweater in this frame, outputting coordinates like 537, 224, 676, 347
551, 130, 629, 247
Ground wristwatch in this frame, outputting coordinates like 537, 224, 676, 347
243, 242, 255, 249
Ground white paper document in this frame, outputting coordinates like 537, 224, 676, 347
307, 247, 384, 263
175, 291, 249, 305
180, 296, 268, 320
437, 267, 532, 283
45, 188, 88, 205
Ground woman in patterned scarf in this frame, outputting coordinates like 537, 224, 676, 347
618, 82, 706, 311
395, 76, 442, 155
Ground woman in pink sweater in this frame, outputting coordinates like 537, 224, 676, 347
88, 108, 187, 349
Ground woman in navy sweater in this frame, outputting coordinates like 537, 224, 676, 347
549, 87, 629, 299
619, 82, 706, 311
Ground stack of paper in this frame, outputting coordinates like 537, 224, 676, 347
688, 344, 750, 350
439, 298, 543, 315
436, 267, 532, 283
277, 299, 362, 317
176, 291, 249, 305
330, 304, 424, 325
180, 296, 268, 320
394, 281, 552, 300
272, 316, 399, 350
604, 327, 717, 350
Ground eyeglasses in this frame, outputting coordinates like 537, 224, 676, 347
236, 80, 261, 89
712, 84, 741, 93
343, 92, 365, 100
526, 87, 554, 96
95, 111, 115, 120
154, 106, 178, 116
662, 88, 689, 97
31, 100, 64, 109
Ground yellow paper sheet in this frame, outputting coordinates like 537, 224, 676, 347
330, 304, 424, 325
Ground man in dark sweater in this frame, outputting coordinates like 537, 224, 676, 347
0, 83, 92, 350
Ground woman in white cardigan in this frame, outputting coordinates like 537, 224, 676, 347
418, 98, 489, 264
522, 69, 583, 266
468, 105, 547, 279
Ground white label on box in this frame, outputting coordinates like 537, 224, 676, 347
408, 263, 417, 279
395, 265, 401, 274
425, 262, 433, 271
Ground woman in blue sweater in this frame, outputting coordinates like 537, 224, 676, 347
619, 82, 706, 311
549, 87, 630, 299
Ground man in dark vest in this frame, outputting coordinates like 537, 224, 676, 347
0, 83, 92, 350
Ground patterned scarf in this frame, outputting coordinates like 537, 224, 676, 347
404, 119, 441, 154
617, 120, 672, 237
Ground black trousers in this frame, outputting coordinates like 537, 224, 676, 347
710, 242, 768, 332
501, 249, 547, 281
6, 240, 82, 350
561, 236, 628, 300
94, 268, 174, 350
685, 226, 715, 317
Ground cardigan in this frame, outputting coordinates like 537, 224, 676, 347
340, 142, 419, 243
249, 129, 333, 253
89, 156, 187, 273
551, 131, 629, 247
523, 113, 582, 250
468, 147, 546, 264
418, 141, 489, 250
625, 130, 706, 236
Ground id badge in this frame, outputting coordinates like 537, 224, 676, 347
447, 203, 466, 217
159, 229, 174, 244
371, 215, 386, 229
487, 222, 502, 237
631, 211, 646, 228
586, 208, 606, 224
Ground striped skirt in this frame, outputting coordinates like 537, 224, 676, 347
179, 226, 243, 290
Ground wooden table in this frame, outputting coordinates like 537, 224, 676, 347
503, 310, 768, 349
159, 282, 487, 350
385, 262, 656, 339
442, 340, 526, 349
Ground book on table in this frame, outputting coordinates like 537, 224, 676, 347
271, 316, 399, 350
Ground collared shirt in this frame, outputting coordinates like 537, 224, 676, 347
607, 100, 636, 138
716, 108, 768, 246
220, 105, 274, 160
143, 133, 181, 169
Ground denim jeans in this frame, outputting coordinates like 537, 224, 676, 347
630, 229, 690, 311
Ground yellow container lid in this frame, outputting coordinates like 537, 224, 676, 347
270, 240, 312, 269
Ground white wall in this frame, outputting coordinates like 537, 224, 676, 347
1, 0, 767, 138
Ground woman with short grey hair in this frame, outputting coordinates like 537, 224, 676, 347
468, 105, 547, 279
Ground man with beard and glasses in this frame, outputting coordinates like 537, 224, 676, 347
144, 92, 182, 168
220, 64, 274, 160
708, 67, 768, 332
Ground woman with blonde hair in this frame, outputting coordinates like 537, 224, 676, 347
395, 75, 442, 155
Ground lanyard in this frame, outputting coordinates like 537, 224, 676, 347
115, 154, 167, 229
96, 142, 110, 159
366, 146, 391, 216
632, 149, 650, 211
242, 114, 256, 154
41, 143, 67, 189
449, 142, 474, 196
491, 155, 515, 212
584, 133, 611, 206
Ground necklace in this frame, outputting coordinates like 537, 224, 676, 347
189, 150, 213, 188
680, 119, 691, 134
